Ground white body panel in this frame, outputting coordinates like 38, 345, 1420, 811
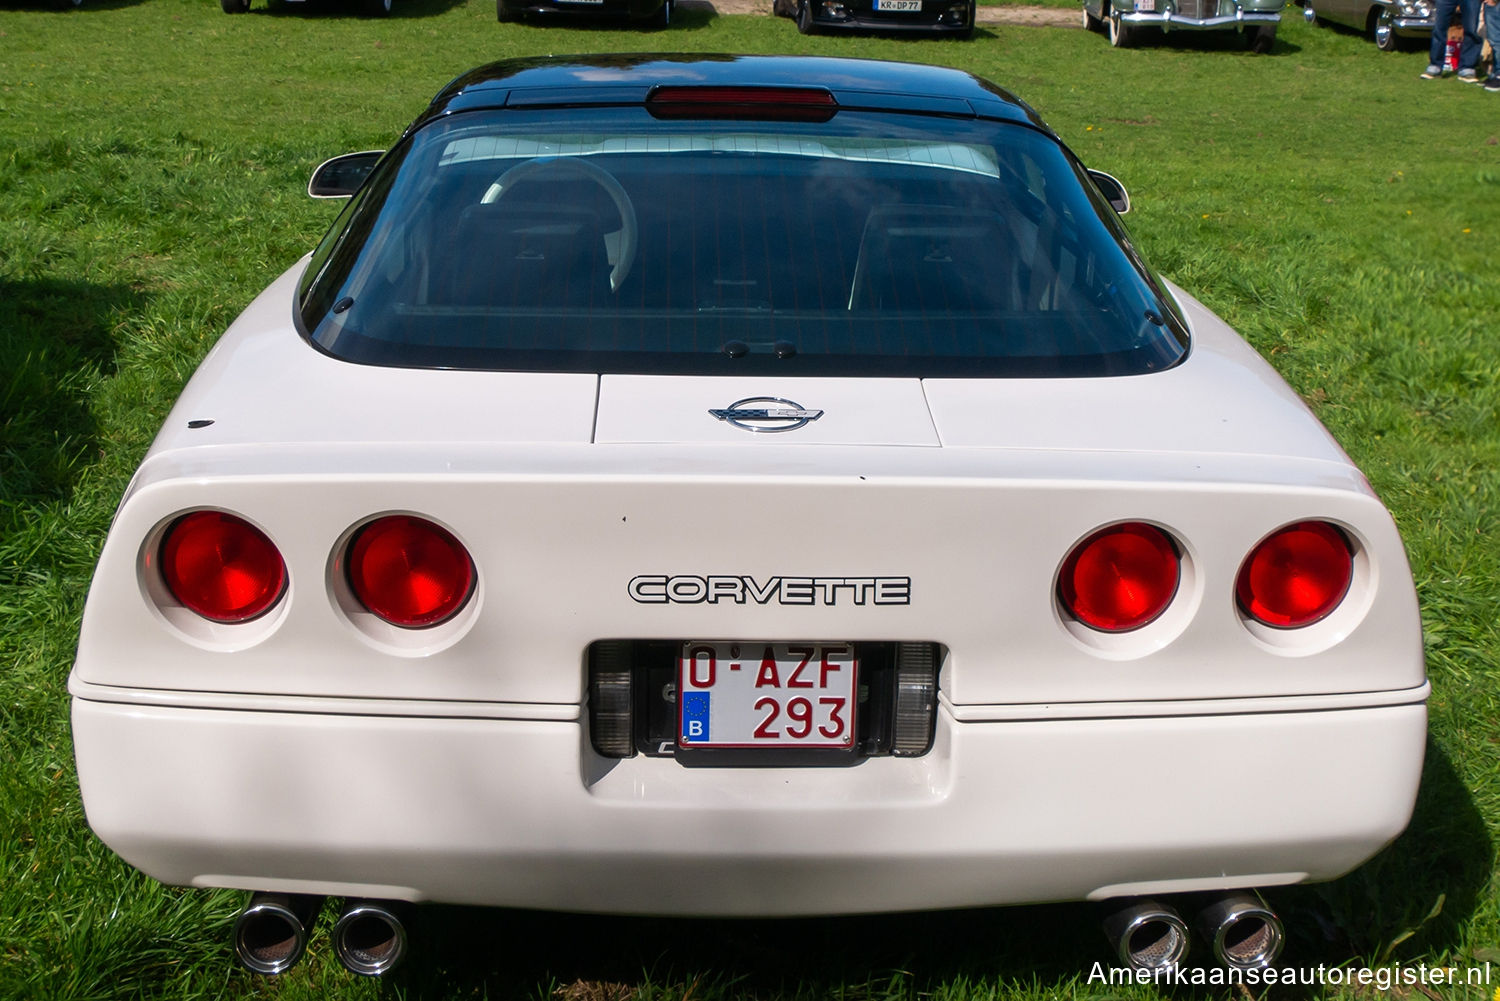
71, 261, 1427, 913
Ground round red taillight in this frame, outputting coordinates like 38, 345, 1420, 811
160, 511, 286, 623
347, 516, 474, 627
1236, 521, 1352, 628
1059, 522, 1181, 632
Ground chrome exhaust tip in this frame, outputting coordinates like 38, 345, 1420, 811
232, 893, 322, 975
332, 899, 409, 977
1101, 898, 1190, 973
1199, 891, 1284, 970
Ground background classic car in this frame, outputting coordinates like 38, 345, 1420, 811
70, 54, 1426, 980
771, 0, 975, 36
1298, 0, 1435, 50
1083, 0, 1283, 48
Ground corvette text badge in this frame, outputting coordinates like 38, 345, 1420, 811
709, 396, 824, 433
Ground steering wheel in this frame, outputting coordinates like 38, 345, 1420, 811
481, 156, 638, 294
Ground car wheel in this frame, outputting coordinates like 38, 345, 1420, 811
1108, 12, 1133, 45
1083, 3, 1101, 30
364, 0, 392, 16
1244, 23, 1274, 51
219, 0, 250, 11
649, 0, 671, 28
1372, 7, 1401, 49
796, 0, 818, 32
497, 0, 517, 18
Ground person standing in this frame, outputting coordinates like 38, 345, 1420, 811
1422, 0, 1483, 81
1485, 0, 1499, 90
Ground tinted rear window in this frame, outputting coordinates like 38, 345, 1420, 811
299, 107, 1186, 377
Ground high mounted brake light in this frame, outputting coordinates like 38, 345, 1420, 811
646, 86, 838, 122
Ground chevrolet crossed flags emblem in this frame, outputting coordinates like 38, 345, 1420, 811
709, 396, 824, 433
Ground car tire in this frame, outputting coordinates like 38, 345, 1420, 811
649, 0, 672, 28
497, 0, 517, 18
1372, 7, 1402, 49
1083, 3, 1101, 30
796, 0, 818, 32
1244, 23, 1275, 51
364, 0, 392, 16
220, 0, 250, 11
1108, 12, 1133, 45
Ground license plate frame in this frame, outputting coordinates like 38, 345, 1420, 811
678, 641, 858, 751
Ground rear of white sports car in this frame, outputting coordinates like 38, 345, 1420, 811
70, 54, 1426, 977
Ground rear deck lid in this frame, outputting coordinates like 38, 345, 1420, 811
595, 376, 938, 446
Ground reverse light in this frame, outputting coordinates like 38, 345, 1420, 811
1058, 522, 1180, 632
160, 511, 286, 623
346, 516, 474, 627
1236, 521, 1352, 628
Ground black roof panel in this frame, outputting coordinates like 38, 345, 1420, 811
422, 54, 1047, 130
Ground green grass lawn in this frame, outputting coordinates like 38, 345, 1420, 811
2, 1, 1498, 998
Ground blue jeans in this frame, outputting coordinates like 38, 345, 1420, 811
1431, 0, 1482, 70
1488, 1, 1500, 76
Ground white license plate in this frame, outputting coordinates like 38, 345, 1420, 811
679, 641, 857, 749
874, 0, 923, 10
1136, 0, 1155, 10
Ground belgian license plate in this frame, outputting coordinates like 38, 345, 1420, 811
679, 642, 857, 749
875, 0, 923, 10
1136, 0, 1155, 10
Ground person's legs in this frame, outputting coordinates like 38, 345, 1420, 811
1458, 0, 1484, 74
1429, 0, 1460, 72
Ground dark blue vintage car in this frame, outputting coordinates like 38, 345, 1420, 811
772, 0, 974, 34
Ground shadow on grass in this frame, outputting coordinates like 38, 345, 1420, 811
1279, 739, 1493, 964
0, 0, 150, 9
0, 278, 135, 508
382, 901, 1107, 998
240, 0, 467, 19
1110, 26, 1304, 53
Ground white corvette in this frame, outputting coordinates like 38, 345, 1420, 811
70, 54, 1427, 978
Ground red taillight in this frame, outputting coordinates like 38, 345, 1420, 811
160, 511, 286, 623
1236, 521, 1352, 628
646, 86, 838, 121
1059, 522, 1180, 632
347, 516, 474, 627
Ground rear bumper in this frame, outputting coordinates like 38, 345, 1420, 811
808, 0, 974, 31
499, 0, 660, 17
73, 692, 1426, 915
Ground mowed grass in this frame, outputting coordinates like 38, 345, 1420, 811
1, 1, 1497, 998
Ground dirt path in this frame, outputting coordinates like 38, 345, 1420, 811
685, 0, 1080, 25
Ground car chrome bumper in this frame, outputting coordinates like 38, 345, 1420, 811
1119, 8, 1280, 26
74, 693, 1426, 915
1390, 13, 1434, 32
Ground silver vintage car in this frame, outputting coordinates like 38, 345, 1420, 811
1083, 0, 1283, 48
1298, 0, 1434, 50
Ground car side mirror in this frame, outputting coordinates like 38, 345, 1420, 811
308, 151, 384, 199
1088, 169, 1131, 215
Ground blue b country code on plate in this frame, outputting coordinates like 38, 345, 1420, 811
678, 642, 858, 749
681, 691, 711, 743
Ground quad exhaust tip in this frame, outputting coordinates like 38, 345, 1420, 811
1199, 891, 1285, 971
232, 893, 323, 975
332, 899, 410, 977
1101, 898, 1190, 973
